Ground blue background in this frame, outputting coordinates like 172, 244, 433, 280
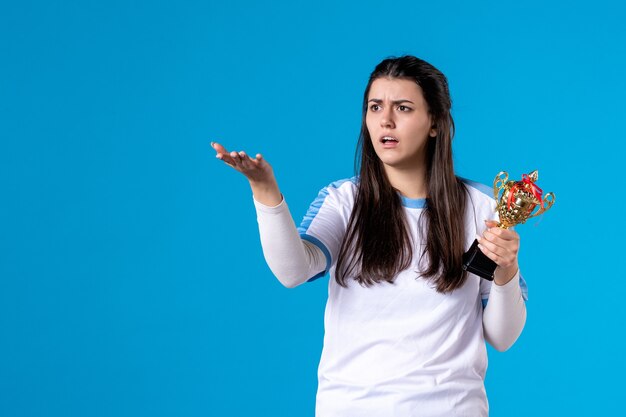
1, 0, 624, 415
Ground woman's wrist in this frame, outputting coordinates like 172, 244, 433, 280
249, 179, 282, 207
494, 264, 519, 286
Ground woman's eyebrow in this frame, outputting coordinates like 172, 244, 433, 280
367, 99, 415, 104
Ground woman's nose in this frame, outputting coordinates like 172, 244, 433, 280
381, 109, 395, 128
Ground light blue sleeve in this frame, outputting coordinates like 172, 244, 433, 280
297, 178, 355, 282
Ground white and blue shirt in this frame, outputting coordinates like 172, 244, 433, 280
297, 177, 528, 417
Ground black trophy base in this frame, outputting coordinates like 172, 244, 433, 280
462, 239, 497, 281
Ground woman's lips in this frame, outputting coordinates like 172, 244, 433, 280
380, 135, 399, 148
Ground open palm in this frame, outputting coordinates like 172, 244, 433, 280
211, 141, 275, 184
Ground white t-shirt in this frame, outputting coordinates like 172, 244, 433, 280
296, 177, 528, 417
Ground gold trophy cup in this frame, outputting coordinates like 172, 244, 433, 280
462, 170, 555, 280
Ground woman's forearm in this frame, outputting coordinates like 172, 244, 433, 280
482, 270, 527, 351
253, 196, 326, 288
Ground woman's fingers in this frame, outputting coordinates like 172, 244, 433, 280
484, 220, 498, 228
211, 141, 230, 156
237, 151, 253, 170
215, 152, 234, 166
477, 237, 506, 263
484, 227, 518, 242
230, 151, 248, 172
222, 147, 263, 173
238, 150, 250, 163
211, 142, 274, 184
477, 225, 520, 268
477, 241, 500, 264
212, 141, 237, 165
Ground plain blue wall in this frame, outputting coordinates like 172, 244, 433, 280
2, 0, 624, 415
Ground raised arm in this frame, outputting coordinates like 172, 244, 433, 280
212, 142, 326, 287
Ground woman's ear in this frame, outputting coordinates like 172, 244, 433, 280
429, 125, 437, 137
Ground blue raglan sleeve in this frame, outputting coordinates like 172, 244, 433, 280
297, 179, 354, 282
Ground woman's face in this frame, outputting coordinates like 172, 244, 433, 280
366, 77, 436, 170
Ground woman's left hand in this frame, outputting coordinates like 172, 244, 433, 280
477, 220, 520, 286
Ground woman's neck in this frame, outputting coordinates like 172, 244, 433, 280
383, 163, 428, 199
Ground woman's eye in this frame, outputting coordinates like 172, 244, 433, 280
370, 104, 381, 111
398, 105, 411, 112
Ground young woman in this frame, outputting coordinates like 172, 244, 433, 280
212, 56, 527, 417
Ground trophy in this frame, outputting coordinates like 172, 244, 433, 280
462, 170, 555, 280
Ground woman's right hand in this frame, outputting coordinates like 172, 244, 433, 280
211, 141, 274, 183
211, 141, 282, 206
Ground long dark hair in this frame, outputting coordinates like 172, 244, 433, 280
335, 56, 468, 293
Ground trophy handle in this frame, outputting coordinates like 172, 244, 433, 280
493, 171, 508, 198
530, 192, 556, 218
